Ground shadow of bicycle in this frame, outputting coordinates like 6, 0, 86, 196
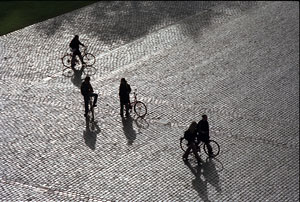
134, 116, 149, 132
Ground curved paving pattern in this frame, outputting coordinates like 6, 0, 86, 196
0, 1, 299, 201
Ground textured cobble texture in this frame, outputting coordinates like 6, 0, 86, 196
0, 1, 299, 201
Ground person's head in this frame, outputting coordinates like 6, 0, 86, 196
202, 114, 208, 121
74, 35, 79, 39
85, 76, 90, 83
121, 78, 126, 84
188, 121, 197, 133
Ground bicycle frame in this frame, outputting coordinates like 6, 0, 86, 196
129, 91, 137, 108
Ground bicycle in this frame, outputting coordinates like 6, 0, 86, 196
128, 90, 147, 118
180, 137, 220, 158
61, 47, 96, 68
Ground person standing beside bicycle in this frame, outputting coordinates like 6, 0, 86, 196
81, 76, 98, 117
197, 114, 213, 157
183, 121, 202, 162
119, 78, 131, 117
70, 35, 86, 70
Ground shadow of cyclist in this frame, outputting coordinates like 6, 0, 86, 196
71, 67, 84, 88
122, 116, 137, 145
83, 121, 101, 150
184, 160, 210, 202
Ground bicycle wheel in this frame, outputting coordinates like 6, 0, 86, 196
134, 101, 147, 117
203, 140, 220, 157
180, 137, 189, 152
83, 53, 96, 66
61, 54, 73, 67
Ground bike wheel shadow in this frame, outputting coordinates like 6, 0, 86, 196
83, 121, 101, 150
133, 116, 149, 133
184, 157, 223, 201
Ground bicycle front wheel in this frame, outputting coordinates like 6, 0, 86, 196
134, 101, 147, 117
62, 54, 73, 67
180, 137, 189, 152
83, 53, 96, 66
203, 140, 220, 157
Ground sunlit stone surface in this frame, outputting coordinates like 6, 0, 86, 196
0, 1, 298, 201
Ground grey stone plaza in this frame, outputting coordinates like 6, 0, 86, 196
0, 1, 299, 201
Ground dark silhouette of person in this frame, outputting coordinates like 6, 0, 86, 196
119, 78, 131, 117
69, 35, 85, 69
122, 116, 136, 145
80, 76, 98, 117
197, 115, 213, 156
182, 121, 202, 163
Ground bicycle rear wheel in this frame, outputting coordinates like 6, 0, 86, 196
203, 140, 220, 157
62, 54, 73, 67
83, 53, 96, 66
134, 101, 147, 117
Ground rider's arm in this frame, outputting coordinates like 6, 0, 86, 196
89, 84, 94, 93
127, 84, 131, 94
79, 41, 85, 47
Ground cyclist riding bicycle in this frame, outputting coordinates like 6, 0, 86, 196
183, 121, 202, 162
70, 35, 86, 69
81, 76, 98, 117
197, 114, 213, 157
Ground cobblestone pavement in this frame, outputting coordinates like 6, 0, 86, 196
0, 1, 299, 201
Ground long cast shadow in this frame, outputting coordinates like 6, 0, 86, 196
184, 157, 222, 201
202, 157, 222, 193
122, 116, 137, 145
185, 160, 210, 202
83, 121, 101, 150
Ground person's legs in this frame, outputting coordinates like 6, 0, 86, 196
191, 143, 201, 162
205, 140, 213, 156
128, 98, 132, 109
120, 101, 124, 116
71, 53, 76, 69
124, 102, 130, 117
72, 50, 85, 68
84, 96, 89, 116
78, 51, 85, 64
183, 146, 192, 160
